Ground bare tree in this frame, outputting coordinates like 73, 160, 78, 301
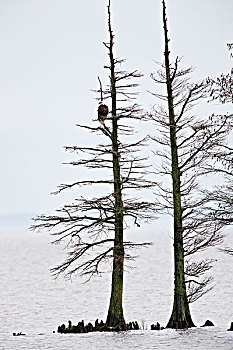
149, 0, 229, 328
205, 44, 233, 249
208, 68, 233, 104
203, 145, 233, 227
31, 0, 156, 330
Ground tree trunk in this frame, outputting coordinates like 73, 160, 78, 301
166, 162, 195, 328
162, 0, 195, 329
106, 0, 125, 328
106, 220, 125, 327
106, 115, 125, 328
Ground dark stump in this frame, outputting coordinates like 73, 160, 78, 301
151, 322, 161, 330
201, 320, 214, 327
57, 319, 140, 334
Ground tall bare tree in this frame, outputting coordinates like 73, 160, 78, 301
149, 0, 229, 328
31, 0, 156, 330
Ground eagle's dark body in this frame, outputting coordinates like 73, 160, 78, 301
98, 103, 108, 124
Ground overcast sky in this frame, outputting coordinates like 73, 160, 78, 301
0, 0, 232, 221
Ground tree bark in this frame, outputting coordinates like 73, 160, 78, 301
106, 0, 125, 328
162, 0, 195, 329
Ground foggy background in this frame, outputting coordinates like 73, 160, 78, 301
0, 0, 232, 227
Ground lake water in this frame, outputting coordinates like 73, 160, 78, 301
1, 224, 233, 349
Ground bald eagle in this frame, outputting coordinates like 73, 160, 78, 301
98, 102, 108, 125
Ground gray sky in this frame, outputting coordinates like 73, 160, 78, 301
0, 0, 232, 220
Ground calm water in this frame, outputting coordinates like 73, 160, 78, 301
0, 225, 233, 349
